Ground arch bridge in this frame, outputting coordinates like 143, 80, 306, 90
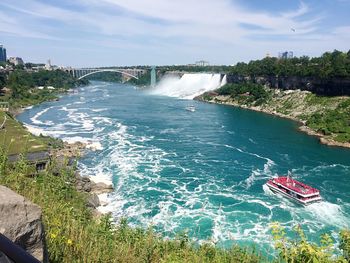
66, 68, 146, 80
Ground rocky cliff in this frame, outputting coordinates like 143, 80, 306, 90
226, 74, 350, 96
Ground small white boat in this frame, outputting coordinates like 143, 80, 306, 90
186, 105, 196, 112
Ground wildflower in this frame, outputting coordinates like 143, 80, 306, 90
50, 233, 57, 239
67, 239, 73, 246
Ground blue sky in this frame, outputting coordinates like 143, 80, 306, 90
0, 0, 349, 67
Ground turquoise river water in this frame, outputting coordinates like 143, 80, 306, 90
17, 81, 350, 251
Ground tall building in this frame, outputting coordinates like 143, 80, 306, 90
0, 45, 7, 62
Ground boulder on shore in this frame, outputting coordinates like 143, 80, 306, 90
86, 193, 100, 209
75, 173, 113, 195
0, 185, 48, 263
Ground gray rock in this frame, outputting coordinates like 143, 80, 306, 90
90, 182, 114, 195
75, 173, 113, 195
76, 183, 83, 191
0, 186, 47, 263
86, 194, 100, 208
82, 183, 92, 193
75, 174, 94, 193
82, 177, 90, 183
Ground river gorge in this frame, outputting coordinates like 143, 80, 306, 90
17, 77, 350, 252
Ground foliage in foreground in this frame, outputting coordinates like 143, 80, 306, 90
271, 223, 349, 263
0, 147, 349, 262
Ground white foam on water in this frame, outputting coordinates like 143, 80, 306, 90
249, 138, 257, 144
306, 201, 349, 228
243, 158, 275, 189
86, 141, 103, 151
91, 108, 107, 112
24, 124, 47, 136
245, 170, 260, 189
264, 159, 275, 174
63, 136, 90, 144
219, 143, 276, 166
92, 116, 113, 125
97, 193, 127, 214
24, 124, 85, 137
58, 106, 97, 132
160, 128, 184, 134
79, 157, 113, 187
262, 184, 274, 196
30, 107, 54, 125
150, 73, 226, 100
88, 121, 178, 220
73, 101, 85, 105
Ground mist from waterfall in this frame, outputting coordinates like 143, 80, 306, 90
150, 73, 227, 99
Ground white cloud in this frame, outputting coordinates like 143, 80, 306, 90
0, 9, 59, 40
0, 0, 321, 40
0, 0, 348, 65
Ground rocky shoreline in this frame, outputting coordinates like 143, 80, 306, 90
8, 86, 115, 217
75, 172, 114, 217
12, 108, 115, 217
195, 94, 350, 149
51, 141, 114, 217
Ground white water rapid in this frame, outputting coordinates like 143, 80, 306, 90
150, 73, 227, 99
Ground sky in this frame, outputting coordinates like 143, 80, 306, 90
0, 0, 349, 67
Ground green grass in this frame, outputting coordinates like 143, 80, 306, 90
306, 98, 350, 142
0, 111, 48, 155
305, 93, 341, 108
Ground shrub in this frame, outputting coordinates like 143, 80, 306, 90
271, 223, 348, 262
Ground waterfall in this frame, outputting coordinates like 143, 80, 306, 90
150, 73, 227, 99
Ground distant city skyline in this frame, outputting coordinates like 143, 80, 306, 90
0, 44, 7, 62
1, 0, 350, 67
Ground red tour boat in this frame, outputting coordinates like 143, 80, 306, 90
266, 175, 322, 205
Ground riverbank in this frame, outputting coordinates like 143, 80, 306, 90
1, 73, 115, 213
1, 108, 114, 214
195, 88, 350, 149
23, 114, 115, 214
16, 101, 115, 215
